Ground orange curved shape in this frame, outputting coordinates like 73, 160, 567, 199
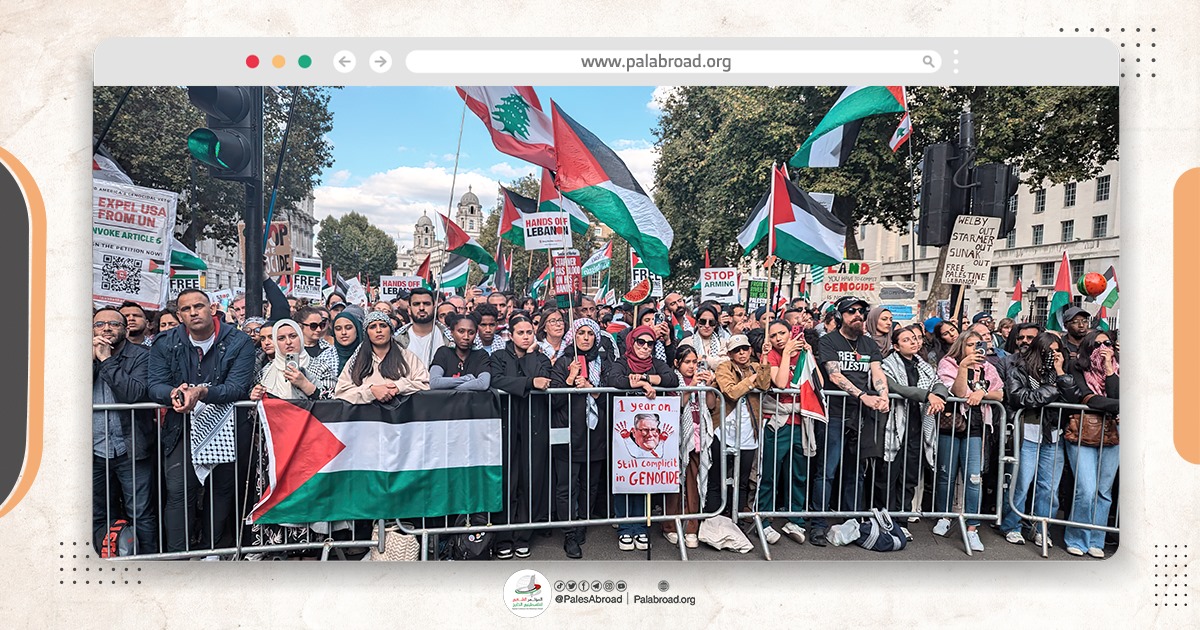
1175, 169, 1200, 463
0, 148, 45, 516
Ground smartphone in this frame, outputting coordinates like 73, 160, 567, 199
286, 354, 299, 371
697, 358, 710, 372
172, 390, 185, 406
653, 311, 665, 325
790, 324, 803, 339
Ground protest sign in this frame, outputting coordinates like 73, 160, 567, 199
942, 215, 1001, 287
344, 277, 368, 307
523, 212, 571, 250
379, 275, 425, 300
747, 277, 770, 312
552, 252, 582, 297
293, 257, 323, 300
879, 281, 919, 324
629, 250, 664, 299
700, 268, 739, 304
92, 179, 177, 309
611, 396, 680, 494
239, 220, 293, 280
168, 268, 202, 301
818, 260, 881, 304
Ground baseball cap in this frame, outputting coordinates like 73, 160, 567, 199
835, 296, 870, 313
724, 334, 751, 354
1061, 306, 1089, 323
924, 317, 943, 333
972, 312, 993, 324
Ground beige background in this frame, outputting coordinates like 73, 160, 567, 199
0, 1, 1188, 626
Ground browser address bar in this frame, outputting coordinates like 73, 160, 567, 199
406, 49, 943, 74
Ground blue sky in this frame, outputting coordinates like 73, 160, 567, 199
313, 86, 670, 251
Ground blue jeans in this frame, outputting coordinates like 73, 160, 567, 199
614, 494, 647, 536
1001, 438, 1065, 533
1064, 443, 1119, 551
92, 454, 156, 554
934, 434, 984, 526
757, 423, 807, 528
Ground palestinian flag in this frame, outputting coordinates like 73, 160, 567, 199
456, 86, 556, 170
170, 237, 207, 271
1096, 306, 1111, 331
539, 168, 591, 235
1006, 279, 1023, 319
789, 86, 907, 168
493, 247, 511, 293
248, 394, 502, 524
737, 186, 771, 255
789, 349, 827, 423
529, 266, 552, 300
439, 212, 496, 274
1045, 251, 1073, 332
593, 272, 610, 306
147, 260, 165, 275
1096, 265, 1119, 308
551, 101, 674, 277
277, 273, 292, 296
768, 166, 847, 267
497, 185, 540, 248
416, 253, 433, 290
581, 240, 613, 276
322, 267, 334, 290
441, 253, 470, 289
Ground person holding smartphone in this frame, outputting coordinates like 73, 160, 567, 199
682, 304, 729, 372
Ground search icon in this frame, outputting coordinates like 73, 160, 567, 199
922, 55, 936, 69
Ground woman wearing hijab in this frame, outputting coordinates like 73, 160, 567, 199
605, 324, 680, 551
865, 306, 894, 357
489, 313, 553, 560
1061, 330, 1120, 558
550, 318, 613, 559
334, 311, 430, 403
317, 310, 363, 379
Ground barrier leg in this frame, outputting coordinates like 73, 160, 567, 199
754, 515, 772, 561
420, 533, 429, 562
1039, 520, 1050, 559
957, 515, 972, 557
674, 517, 688, 561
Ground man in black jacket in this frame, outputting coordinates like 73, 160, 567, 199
93, 307, 156, 554
148, 289, 255, 554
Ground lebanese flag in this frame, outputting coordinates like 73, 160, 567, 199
456, 86, 556, 170
416, 253, 433, 289
439, 212, 496, 274
539, 168, 591, 235
790, 86, 907, 168
1045, 251, 1073, 332
248, 394, 502, 524
888, 88, 913, 152
552, 100, 674, 277
497, 185, 540, 248
769, 165, 847, 267
1006, 279, 1023, 319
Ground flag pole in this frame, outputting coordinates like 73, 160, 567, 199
438, 99, 468, 301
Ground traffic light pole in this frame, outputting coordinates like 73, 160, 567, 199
244, 86, 265, 318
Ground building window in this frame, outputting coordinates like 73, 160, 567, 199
1007, 194, 1018, 214
859, 225, 867, 240
1070, 259, 1084, 281
1093, 215, 1108, 238
1096, 175, 1111, 202
980, 297, 993, 314
1040, 262, 1055, 286
1011, 266, 1022, 286
1006, 230, 1016, 249
921, 273, 929, 291
1061, 220, 1074, 242
901, 245, 909, 261
920, 245, 928, 258
1034, 189, 1046, 213
1073, 295, 1084, 307
987, 267, 998, 288
1035, 296, 1049, 325
1032, 224, 1044, 246
1064, 182, 1077, 208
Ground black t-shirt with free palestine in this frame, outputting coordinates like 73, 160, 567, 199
817, 330, 882, 417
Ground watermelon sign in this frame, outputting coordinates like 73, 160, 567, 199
624, 278, 652, 304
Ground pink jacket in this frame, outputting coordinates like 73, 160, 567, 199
936, 355, 1003, 428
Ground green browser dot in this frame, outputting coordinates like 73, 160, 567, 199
298, 55, 312, 69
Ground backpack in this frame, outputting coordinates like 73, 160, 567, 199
100, 519, 136, 558
440, 514, 493, 561
855, 509, 907, 552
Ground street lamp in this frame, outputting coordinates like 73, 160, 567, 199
237, 268, 244, 290
1025, 281, 1039, 323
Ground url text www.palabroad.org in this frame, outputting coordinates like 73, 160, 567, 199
580, 53, 732, 72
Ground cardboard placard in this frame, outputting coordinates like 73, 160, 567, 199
611, 396, 681, 494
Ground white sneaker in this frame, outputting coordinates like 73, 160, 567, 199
781, 522, 807, 544
634, 534, 649, 551
1087, 547, 1106, 559
901, 527, 914, 542
684, 534, 699, 549
664, 531, 679, 545
761, 525, 782, 544
967, 530, 985, 552
907, 516, 921, 523
201, 555, 221, 562
618, 534, 634, 551
1005, 530, 1026, 545
932, 518, 952, 537
1034, 533, 1053, 549
1066, 546, 1085, 557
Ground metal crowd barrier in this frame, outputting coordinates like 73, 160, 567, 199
395, 386, 728, 561
741, 390, 1007, 558
1003, 404, 1120, 559
91, 401, 385, 561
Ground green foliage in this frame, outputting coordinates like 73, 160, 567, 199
93, 86, 336, 250
315, 212, 398, 285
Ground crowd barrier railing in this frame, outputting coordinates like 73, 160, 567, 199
1004, 404, 1120, 559
740, 390, 1006, 559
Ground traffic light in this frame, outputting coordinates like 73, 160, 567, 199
185, 86, 260, 181
971, 163, 1020, 238
917, 143, 968, 247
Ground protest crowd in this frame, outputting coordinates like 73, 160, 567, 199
92, 280, 1119, 561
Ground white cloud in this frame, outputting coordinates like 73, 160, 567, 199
327, 169, 351, 185
616, 145, 660, 194
313, 166, 501, 252
611, 138, 652, 150
443, 152, 469, 162
489, 161, 537, 179
647, 86, 679, 111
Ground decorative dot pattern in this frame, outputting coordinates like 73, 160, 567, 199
1058, 26, 1157, 78
58, 540, 143, 586
1153, 545, 1189, 607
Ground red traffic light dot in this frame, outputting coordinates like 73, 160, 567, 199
246, 55, 260, 69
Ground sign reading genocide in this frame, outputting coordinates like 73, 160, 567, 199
293, 257, 323, 300
523, 212, 571, 250
747, 277, 770, 312
941, 215, 1001, 287
820, 260, 881, 304
238, 220, 293, 280
552, 252, 581, 297
611, 396, 680, 494
700, 268, 739, 304
379, 275, 425, 300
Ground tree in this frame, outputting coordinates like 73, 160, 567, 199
93, 86, 336, 250
316, 212, 397, 285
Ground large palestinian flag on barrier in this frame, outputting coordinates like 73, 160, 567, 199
248, 392, 503, 524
